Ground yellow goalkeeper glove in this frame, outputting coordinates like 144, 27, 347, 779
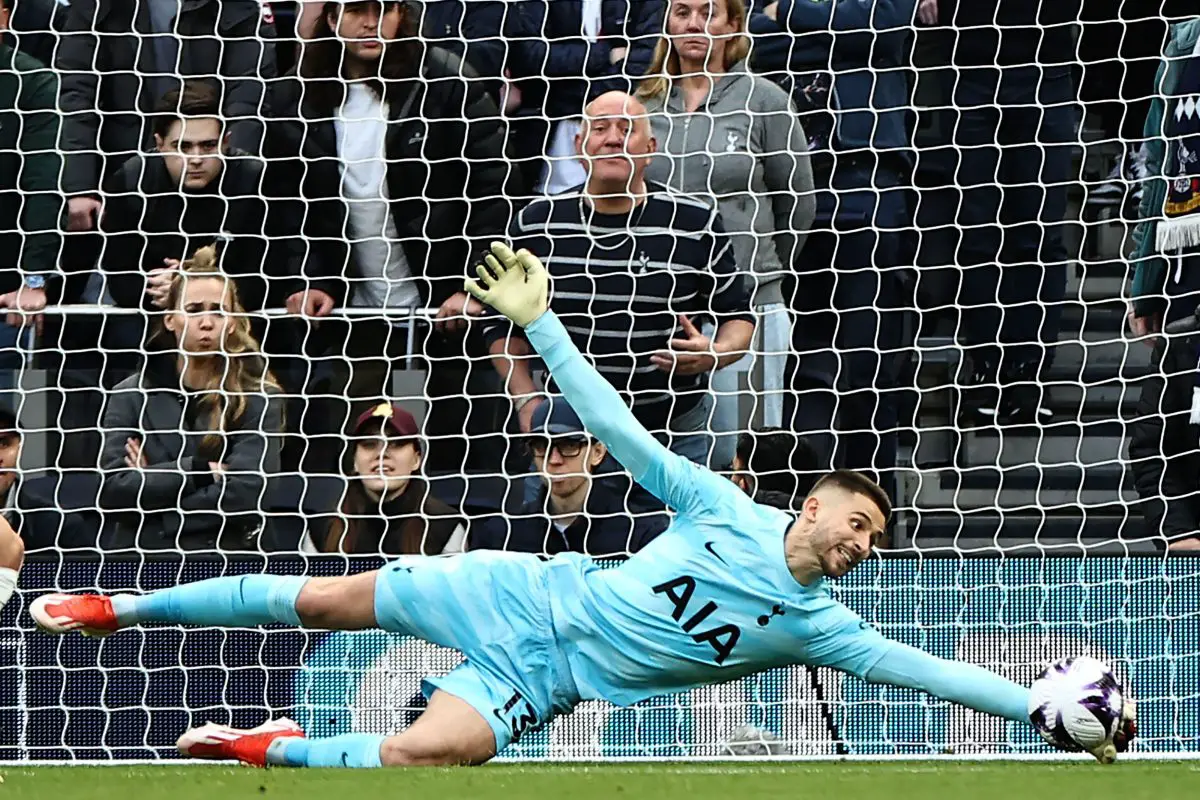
464, 242, 549, 328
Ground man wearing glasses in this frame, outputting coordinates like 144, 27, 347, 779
468, 399, 668, 557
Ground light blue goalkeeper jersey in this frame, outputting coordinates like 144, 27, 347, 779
525, 312, 894, 708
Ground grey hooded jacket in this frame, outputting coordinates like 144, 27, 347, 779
642, 61, 817, 306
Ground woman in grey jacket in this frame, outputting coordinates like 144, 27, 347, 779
639, 0, 816, 468
99, 245, 285, 551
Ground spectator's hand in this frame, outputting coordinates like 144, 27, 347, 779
146, 260, 180, 309
124, 438, 147, 469
517, 394, 546, 434
1168, 537, 1200, 552
286, 289, 336, 319
609, 46, 628, 65
501, 69, 522, 115
1127, 307, 1161, 348
761, 2, 779, 22
916, 0, 938, 25
435, 290, 485, 335
209, 462, 227, 482
67, 196, 103, 232
0, 286, 47, 335
652, 314, 719, 376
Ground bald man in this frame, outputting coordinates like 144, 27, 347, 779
483, 91, 755, 468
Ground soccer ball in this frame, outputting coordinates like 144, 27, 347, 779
1027, 656, 1125, 754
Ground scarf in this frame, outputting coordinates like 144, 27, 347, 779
1157, 36, 1200, 252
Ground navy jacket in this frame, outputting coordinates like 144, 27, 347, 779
747, 0, 916, 159
510, 0, 665, 119
468, 472, 669, 557
941, 0, 1080, 68
417, 1, 511, 85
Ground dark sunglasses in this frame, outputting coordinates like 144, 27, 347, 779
528, 437, 588, 458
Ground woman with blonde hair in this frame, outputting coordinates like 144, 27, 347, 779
638, 0, 816, 469
98, 245, 285, 551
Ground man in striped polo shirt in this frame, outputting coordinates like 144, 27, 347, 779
483, 91, 755, 466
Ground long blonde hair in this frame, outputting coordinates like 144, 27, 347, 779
162, 244, 281, 451
637, 0, 751, 102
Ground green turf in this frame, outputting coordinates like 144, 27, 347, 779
0, 762, 1196, 800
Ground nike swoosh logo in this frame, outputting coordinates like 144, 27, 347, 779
704, 541, 726, 564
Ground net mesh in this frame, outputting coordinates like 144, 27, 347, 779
0, 0, 1195, 760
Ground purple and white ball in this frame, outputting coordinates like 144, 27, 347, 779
1027, 656, 1125, 753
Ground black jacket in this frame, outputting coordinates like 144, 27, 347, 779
417, 1, 509, 88
101, 152, 295, 315
56, 0, 276, 195
468, 472, 669, 557
0, 43, 62, 290
940, 0, 1080, 68
1129, 336, 1200, 544
264, 48, 513, 307
509, 0, 665, 120
98, 352, 284, 550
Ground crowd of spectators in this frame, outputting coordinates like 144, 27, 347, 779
0, 0, 1194, 554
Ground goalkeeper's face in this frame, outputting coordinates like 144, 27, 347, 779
810, 490, 886, 578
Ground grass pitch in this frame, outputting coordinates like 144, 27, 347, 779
0, 762, 1196, 800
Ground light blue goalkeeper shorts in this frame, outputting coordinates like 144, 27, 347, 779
373, 551, 582, 752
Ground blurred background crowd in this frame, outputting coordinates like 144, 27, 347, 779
0, 0, 1196, 557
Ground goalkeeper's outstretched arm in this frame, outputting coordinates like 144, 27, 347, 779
864, 641, 1031, 723
466, 243, 728, 515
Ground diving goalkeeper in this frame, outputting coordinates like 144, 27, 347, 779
32, 244, 1133, 767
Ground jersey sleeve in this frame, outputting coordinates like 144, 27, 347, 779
525, 310, 741, 517
864, 642, 1031, 724
805, 603, 1031, 724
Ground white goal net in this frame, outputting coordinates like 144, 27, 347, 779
0, 0, 1195, 761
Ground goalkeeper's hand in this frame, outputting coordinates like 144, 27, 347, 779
1090, 698, 1138, 764
464, 242, 549, 328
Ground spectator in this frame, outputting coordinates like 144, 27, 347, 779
488, 90, 755, 466
101, 81, 293, 344
57, 0, 276, 230
728, 427, 821, 508
265, 0, 512, 475
1128, 15, 1200, 552
0, 0, 62, 356
924, 0, 1075, 425
4, 0, 66, 67
748, 0, 915, 497
469, 399, 669, 557
310, 401, 466, 556
506, 0, 665, 196
98, 246, 284, 551
296, 1, 510, 89
638, 0, 816, 468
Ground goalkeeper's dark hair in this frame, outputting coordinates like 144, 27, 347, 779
301, 1, 421, 114
735, 428, 821, 501
808, 470, 893, 524
155, 245, 280, 457
153, 80, 223, 139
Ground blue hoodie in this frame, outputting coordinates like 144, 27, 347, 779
747, 0, 916, 162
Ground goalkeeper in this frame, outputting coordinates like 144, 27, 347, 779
32, 243, 1132, 767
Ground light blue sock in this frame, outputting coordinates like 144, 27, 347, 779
265, 734, 385, 768
111, 576, 308, 628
